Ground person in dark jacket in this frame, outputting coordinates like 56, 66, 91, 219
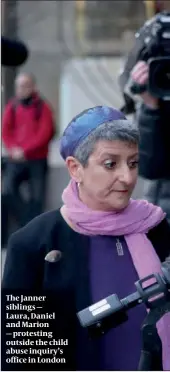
130, 61, 170, 225
2, 106, 170, 371
2, 72, 55, 228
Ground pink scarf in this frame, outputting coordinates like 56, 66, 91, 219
62, 180, 170, 370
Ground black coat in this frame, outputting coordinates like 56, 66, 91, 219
2, 210, 170, 371
138, 103, 170, 224
138, 103, 170, 180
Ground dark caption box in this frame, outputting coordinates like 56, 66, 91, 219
1, 290, 76, 371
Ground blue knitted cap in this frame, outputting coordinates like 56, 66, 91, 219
59, 106, 126, 160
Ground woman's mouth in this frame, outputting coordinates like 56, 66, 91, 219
113, 190, 128, 193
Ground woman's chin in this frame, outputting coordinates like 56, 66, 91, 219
110, 197, 130, 211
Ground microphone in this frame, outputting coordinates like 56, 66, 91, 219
77, 256, 170, 335
1, 36, 29, 67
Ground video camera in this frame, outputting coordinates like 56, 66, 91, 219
77, 256, 170, 370
119, 11, 170, 107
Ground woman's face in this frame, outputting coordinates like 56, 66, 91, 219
68, 140, 139, 211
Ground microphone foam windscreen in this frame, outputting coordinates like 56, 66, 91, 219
1, 37, 29, 67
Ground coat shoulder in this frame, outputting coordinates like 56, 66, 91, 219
2, 210, 65, 289
9, 209, 63, 251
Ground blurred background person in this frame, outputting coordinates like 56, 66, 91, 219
2, 72, 55, 229
131, 60, 170, 224
118, 0, 170, 224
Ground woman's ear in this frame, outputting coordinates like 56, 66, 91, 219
65, 156, 83, 183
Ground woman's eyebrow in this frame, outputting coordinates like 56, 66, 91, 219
99, 152, 119, 159
99, 152, 139, 159
128, 153, 139, 159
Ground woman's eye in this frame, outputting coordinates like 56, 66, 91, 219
129, 161, 139, 169
104, 160, 116, 169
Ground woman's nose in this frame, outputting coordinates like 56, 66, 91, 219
117, 167, 134, 185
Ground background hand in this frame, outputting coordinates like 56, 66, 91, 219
10, 147, 25, 161
131, 61, 159, 109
